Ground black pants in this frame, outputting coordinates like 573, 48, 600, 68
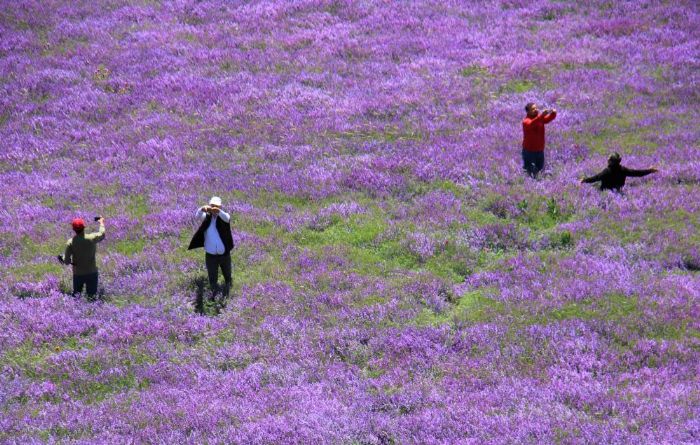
522, 149, 545, 178
73, 272, 98, 299
205, 253, 231, 298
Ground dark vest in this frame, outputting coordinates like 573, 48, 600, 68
188, 215, 234, 254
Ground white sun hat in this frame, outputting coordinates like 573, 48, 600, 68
209, 196, 222, 207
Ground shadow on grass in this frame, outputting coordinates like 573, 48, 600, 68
186, 275, 227, 316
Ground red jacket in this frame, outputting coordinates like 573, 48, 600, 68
522, 111, 556, 152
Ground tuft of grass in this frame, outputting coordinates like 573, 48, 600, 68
459, 65, 488, 77
126, 194, 151, 218
352, 294, 386, 308
111, 238, 147, 256
562, 61, 616, 71
415, 289, 504, 327
294, 214, 385, 247
10, 262, 63, 282
499, 79, 535, 94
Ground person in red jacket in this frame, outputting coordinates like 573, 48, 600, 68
522, 102, 557, 178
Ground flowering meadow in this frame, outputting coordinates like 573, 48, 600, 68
1, 0, 699, 443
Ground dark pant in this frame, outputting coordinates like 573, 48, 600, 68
522, 149, 545, 178
73, 272, 98, 299
205, 253, 232, 298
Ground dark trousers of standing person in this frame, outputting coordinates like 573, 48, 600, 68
522, 149, 545, 178
205, 252, 231, 299
73, 272, 98, 300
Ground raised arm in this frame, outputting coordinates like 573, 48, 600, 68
88, 220, 106, 243
622, 167, 657, 177
218, 210, 231, 223
523, 113, 546, 127
196, 206, 208, 220
543, 110, 557, 123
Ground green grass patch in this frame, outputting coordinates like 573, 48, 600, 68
459, 64, 489, 77
9, 262, 63, 283
18, 235, 63, 261
592, 209, 699, 246
344, 242, 421, 275
75, 372, 149, 404
576, 110, 667, 155
424, 255, 468, 283
126, 194, 150, 218
407, 179, 467, 200
352, 294, 387, 308
466, 207, 503, 226
1, 337, 91, 380
517, 196, 573, 232
562, 61, 616, 71
499, 79, 536, 94
415, 289, 504, 327
111, 238, 147, 256
0, 111, 10, 127
231, 253, 291, 291
530, 294, 640, 326
255, 191, 312, 210
294, 214, 386, 247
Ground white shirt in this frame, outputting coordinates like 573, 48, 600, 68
196, 208, 230, 255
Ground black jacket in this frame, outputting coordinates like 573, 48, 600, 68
188, 215, 234, 254
582, 165, 655, 191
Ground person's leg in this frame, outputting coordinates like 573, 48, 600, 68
85, 272, 98, 301
220, 253, 232, 298
72, 274, 84, 297
522, 149, 535, 178
205, 253, 220, 298
534, 151, 545, 177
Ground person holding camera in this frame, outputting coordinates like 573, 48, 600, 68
522, 102, 557, 178
581, 152, 658, 192
58, 216, 105, 300
188, 196, 234, 301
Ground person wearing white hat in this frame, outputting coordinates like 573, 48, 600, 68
188, 196, 234, 301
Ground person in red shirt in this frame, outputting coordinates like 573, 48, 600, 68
522, 102, 556, 178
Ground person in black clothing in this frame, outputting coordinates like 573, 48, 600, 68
188, 196, 234, 302
581, 153, 658, 191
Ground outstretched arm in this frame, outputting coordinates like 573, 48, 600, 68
623, 167, 658, 177
581, 169, 605, 183
196, 206, 208, 220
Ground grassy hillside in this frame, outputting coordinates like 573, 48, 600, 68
1, 1, 698, 443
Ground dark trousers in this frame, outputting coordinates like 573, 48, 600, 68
73, 272, 98, 299
205, 252, 232, 298
522, 149, 545, 178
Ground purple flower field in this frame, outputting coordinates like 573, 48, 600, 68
1, 0, 699, 443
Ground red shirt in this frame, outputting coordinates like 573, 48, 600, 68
522, 111, 556, 152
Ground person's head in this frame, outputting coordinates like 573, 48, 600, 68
71, 217, 85, 233
608, 152, 622, 167
525, 102, 538, 118
209, 196, 222, 214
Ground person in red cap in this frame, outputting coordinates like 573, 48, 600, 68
59, 216, 106, 300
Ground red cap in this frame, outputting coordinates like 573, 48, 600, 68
71, 218, 86, 232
